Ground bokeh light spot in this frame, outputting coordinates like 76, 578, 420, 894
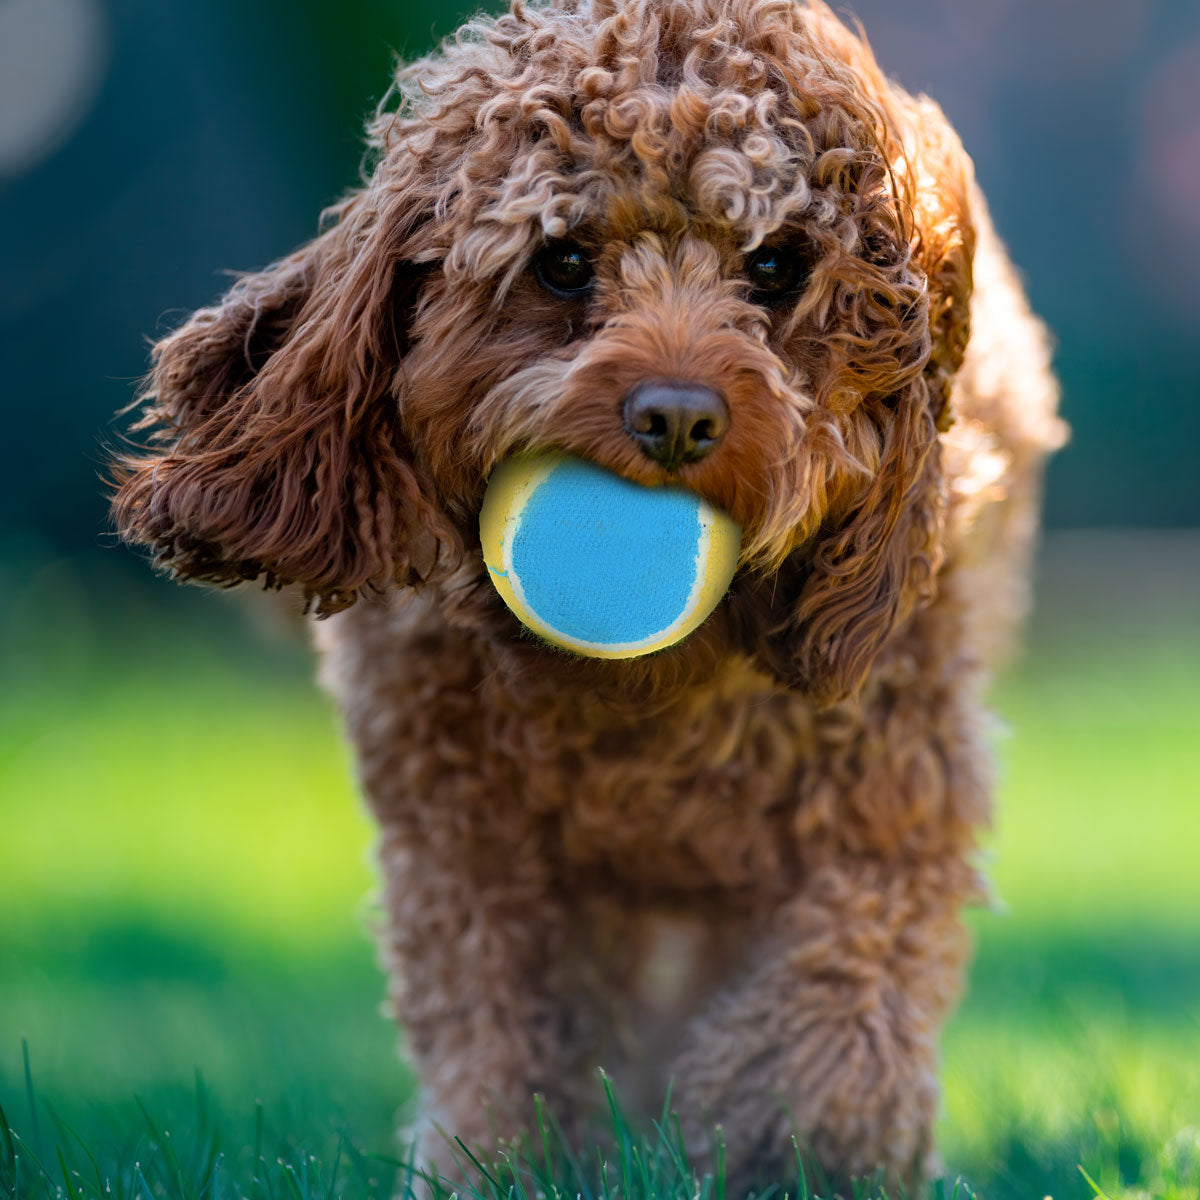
0, 0, 109, 177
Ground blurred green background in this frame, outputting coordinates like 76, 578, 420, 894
1, 1, 1198, 1198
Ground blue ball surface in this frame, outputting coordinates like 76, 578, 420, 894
510, 458, 701, 646
479, 453, 742, 658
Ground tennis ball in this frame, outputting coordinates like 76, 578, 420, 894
479, 452, 742, 659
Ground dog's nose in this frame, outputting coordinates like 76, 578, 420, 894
622, 381, 729, 470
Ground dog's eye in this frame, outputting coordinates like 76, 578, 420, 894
745, 247, 805, 304
533, 242, 595, 298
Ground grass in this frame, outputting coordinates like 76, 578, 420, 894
1, 533, 1198, 1200
0, 1065, 935, 1200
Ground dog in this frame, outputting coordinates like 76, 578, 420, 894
111, 0, 1065, 1190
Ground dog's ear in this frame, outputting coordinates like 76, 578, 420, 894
905, 95, 977, 433
758, 91, 974, 707
111, 190, 457, 614
766, 389, 945, 707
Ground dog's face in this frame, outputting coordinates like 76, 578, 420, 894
112, 0, 976, 705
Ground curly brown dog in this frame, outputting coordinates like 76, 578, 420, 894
112, 0, 1065, 1190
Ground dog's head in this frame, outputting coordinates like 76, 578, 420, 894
112, 0, 975, 706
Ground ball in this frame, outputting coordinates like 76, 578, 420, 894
479, 452, 742, 659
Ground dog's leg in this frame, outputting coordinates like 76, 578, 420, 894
319, 608, 607, 1176
373, 811, 595, 1181
670, 846, 978, 1194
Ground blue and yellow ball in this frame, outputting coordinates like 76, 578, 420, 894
479, 453, 742, 659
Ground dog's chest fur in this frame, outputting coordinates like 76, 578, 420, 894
315, 584, 969, 900
321, 595, 790, 887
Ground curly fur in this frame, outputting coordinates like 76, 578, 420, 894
112, 0, 1065, 1190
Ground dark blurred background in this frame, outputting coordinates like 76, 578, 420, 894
1, 0, 1199, 573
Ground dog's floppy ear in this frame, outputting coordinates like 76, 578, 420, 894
906, 95, 977, 433
762, 92, 974, 707
111, 189, 456, 614
769, 389, 945, 707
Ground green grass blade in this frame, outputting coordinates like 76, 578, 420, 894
0, 1100, 17, 1187
453, 1135, 503, 1194
791, 1137, 809, 1200
279, 1161, 306, 1200
650, 1113, 690, 1188
533, 1094, 556, 1190
500, 1149, 529, 1200
631, 1141, 653, 1200
541, 1103, 592, 1200
323, 1137, 343, 1200
58, 1112, 108, 1198
9, 1131, 54, 1191
1077, 1164, 1115, 1199
134, 1163, 157, 1200
252, 1102, 276, 1200
20, 1041, 41, 1166
134, 1096, 192, 1200
55, 1146, 82, 1200
599, 1071, 633, 1200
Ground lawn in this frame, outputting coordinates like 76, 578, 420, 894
1, 533, 1198, 1200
